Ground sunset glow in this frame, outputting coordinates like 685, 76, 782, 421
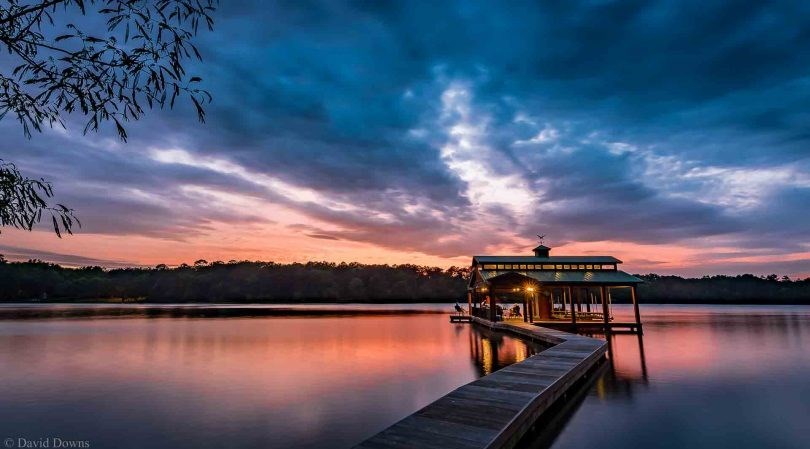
2, 2, 808, 278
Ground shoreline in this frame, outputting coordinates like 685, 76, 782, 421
0, 303, 450, 320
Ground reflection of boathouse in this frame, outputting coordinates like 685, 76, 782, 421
467, 245, 643, 333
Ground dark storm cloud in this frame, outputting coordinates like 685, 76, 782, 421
2, 0, 809, 273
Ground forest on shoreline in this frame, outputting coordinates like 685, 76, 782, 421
0, 258, 808, 305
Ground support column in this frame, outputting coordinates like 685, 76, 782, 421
585, 289, 592, 313
562, 288, 568, 316
523, 292, 528, 322
601, 286, 610, 332
567, 286, 576, 327
467, 291, 472, 315
631, 285, 642, 334
489, 294, 497, 322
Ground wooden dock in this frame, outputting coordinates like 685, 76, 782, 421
530, 320, 642, 334
353, 318, 607, 449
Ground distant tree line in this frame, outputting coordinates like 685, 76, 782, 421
0, 257, 470, 303
0, 257, 808, 304
630, 273, 810, 304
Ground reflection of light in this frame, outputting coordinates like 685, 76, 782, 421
596, 376, 607, 400
482, 338, 493, 375
515, 344, 527, 363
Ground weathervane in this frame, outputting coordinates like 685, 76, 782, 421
536, 234, 546, 245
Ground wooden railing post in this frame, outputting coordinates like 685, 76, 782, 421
523, 291, 529, 322
631, 285, 642, 334
601, 286, 610, 333
568, 286, 576, 327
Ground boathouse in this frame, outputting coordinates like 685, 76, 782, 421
467, 245, 643, 333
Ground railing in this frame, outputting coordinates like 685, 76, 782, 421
471, 306, 503, 321
551, 310, 609, 321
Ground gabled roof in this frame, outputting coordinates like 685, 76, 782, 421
477, 270, 643, 285
473, 255, 622, 264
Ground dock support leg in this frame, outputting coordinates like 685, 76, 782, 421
631, 285, 642, 335
601, 286, 610, 334
523, 293, 528, 322
586, 289, 592, 314
562, 288, 568, 317
568, 286, 576, 328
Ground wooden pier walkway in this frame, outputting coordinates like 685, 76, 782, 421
353, 318, 607, 449
530, 320, 642, 334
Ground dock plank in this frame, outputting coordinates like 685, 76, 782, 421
353, 319, 607, 449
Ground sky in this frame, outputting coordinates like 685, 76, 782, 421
2, 0, 809, 277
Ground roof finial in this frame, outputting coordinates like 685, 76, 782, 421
536, 234, 546, 245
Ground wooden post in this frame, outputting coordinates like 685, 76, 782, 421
567, 286, 576, 327
631, 285, 642, 334
489, 294, 497, 322
467, 291, 472, 315
585, 289, 591, 313
562, 288, 568, 316
523, 292, 528, 322
601, 286, 610, 333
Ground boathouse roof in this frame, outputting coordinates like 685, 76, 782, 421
469, 244, 642, 286
480, 269, 643, 285
473, 255, 621, 264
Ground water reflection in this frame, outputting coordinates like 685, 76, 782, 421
467, 324, 538, 376
0, 310, 544, 449
521, 304, 810, 449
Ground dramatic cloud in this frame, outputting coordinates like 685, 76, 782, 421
2, 1, 809, 276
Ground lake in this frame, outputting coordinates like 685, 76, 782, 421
0, 304, 808, 449
536, 305, 810, 449
0, 304, 543, 449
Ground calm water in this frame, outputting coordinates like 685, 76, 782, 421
537, 305, 810, 449
0, 305, 542, 449
1, 304, 808, 449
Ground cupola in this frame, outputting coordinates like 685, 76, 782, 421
532, 244, 551, 258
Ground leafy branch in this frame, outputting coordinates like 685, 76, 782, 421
0, 0, 218, 141
0, 159, 79, 237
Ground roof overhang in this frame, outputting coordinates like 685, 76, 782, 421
472, 255, 623, 264
476, 270, 643, 287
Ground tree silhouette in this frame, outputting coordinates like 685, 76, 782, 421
0, 0, 218, 236
0, 260, 807, 304
1, 0, 217, 140
0, 159, 78, 236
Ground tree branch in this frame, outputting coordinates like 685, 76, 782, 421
0, 0, 68, 26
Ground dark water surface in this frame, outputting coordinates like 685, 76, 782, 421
0, 305, 541, 449
1, 304, 808, 449
535, 305, 810, 449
